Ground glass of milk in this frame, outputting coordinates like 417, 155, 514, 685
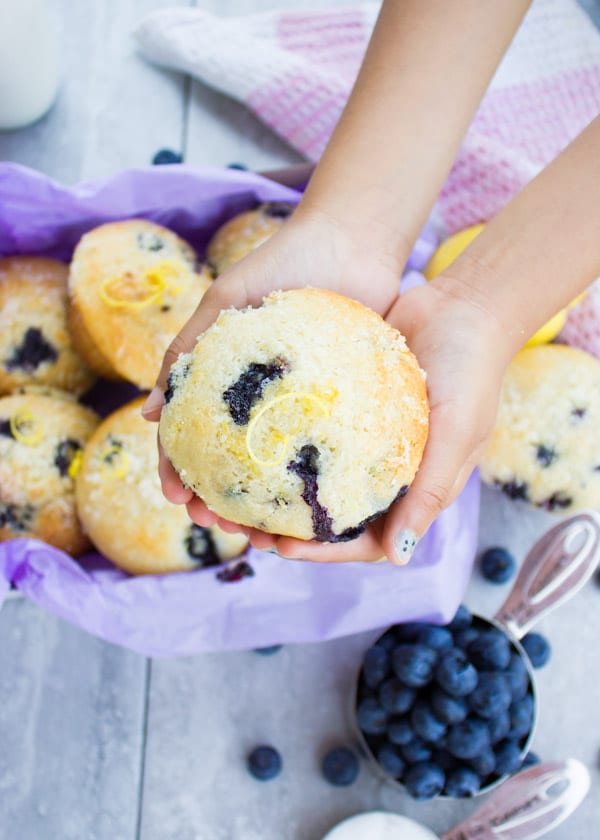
0, 0, 60, 130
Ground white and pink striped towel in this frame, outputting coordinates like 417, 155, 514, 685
135, 0, 600, 357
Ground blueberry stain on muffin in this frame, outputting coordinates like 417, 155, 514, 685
0, 501, 35, 531
164, 360, 192, 406
0, 419, 14, 438
184, 524, 221, 567
223, 358, 289, 425
535, 444, 557, 468
54, 438, 83, 478
496, 479, 529, 501
136, 231, 165, 252
103, 437, 123, 464
287, 444, 336, 541
5, 327, 58, 372
537, 492, 572, 511
571, 407, 587, 420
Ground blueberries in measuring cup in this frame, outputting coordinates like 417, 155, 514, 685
355, 605, 536, 799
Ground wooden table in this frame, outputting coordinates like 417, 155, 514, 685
1, 2, 599, 839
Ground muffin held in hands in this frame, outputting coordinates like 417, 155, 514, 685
479, 344, 600, 512
0, 391, 99, 554
76, 397, 248, 575
0, 256, 96, 396
68, 219, 212, 389
206, 202, 296, 275
159, 288, 429, 542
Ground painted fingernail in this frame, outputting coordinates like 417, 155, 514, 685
141, 387, 164, 418
392, 530, 418, 566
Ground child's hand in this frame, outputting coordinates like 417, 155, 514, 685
142, 209, 408, 548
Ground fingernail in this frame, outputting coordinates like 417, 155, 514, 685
392, 529, 418, 566
141, 387, 164, 418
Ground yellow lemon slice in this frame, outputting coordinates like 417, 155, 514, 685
10, 408, 43, 445
246, 392, 331, 467
425, 224, 578, 347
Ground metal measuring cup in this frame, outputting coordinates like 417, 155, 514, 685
321, 758, 590, 839
354, 511, 600, 797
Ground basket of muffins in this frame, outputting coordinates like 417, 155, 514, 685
0, 163, 598, 658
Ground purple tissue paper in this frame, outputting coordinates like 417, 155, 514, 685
0, 163, 479, 657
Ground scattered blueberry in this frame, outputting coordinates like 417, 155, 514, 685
401, 738, 433, 764
247, 745, 282, 781
430, 688, 468, 724
357, 697, 387, 736
480, 547, 516, 584
468, 672, 512, 718
226, 162, 248, 170
379, 679, 416, 715
362, 645, 390, 688
152, 148, 183, 165
494, 740, 523, 776
447, 606, 472, 631
508, 693, 535, 739
444, 766, 481, 798
469, 746, 496, 778
322, 746, 360, 786
487, 710, 511, 744
447, 718, 490, 760
216, 560, 255, 583
376, 743, 405, 779
505, 651, 530, 701
435, 648, 479, 697
521, 751, 541, 769
387, 717, 414, 746
416, 626, 454, 650
253, 645, 283, 655
410, 701, 447, 743
392, 644, 438, 688
467, 629, 511, 670
521, 633, 551, 668
403, 762, 445, 800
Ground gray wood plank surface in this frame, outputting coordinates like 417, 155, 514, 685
0, 598, 148, 840
0, 0, 192, 183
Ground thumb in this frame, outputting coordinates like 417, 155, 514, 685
381, 403, 479, 565
141, 275, 250, 421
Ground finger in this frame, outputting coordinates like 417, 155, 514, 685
157, 441, 194, 504
382, 402, 475, 565
142, 276, 257, 421
185, 495, 219, 527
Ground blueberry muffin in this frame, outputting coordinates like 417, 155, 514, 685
0, 391, 99, 554
206, 202, 296, 275
76, 397, 248, 575
479, 344, 600, 512
68, 220, 212, 389
159, 288, 429, 542
0, 256, 96, 396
